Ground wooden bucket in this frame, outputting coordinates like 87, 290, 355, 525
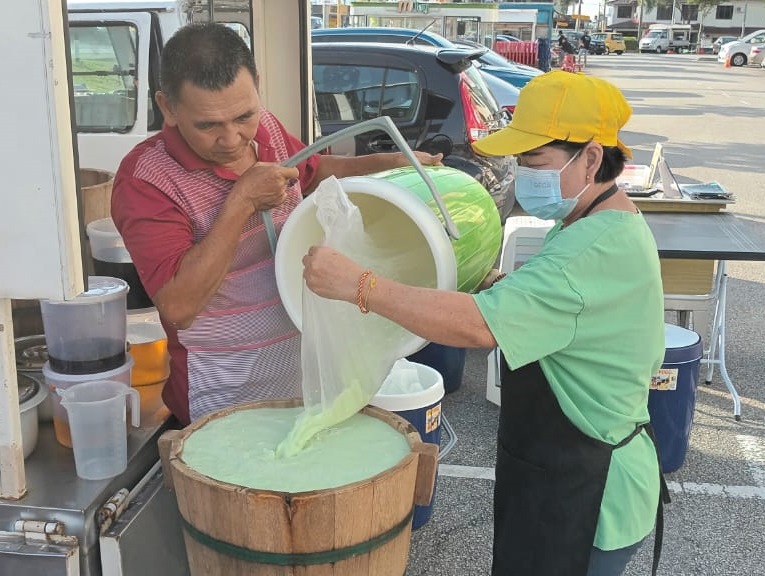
79, 168, 114, 227
159, 399, 438, 576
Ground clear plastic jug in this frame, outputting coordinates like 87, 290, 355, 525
60, 380, 140, 481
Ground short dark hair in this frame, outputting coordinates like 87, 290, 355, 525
546, 139, 627, 183
160, 23, 258, 102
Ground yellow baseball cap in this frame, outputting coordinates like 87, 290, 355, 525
473, 70, 633, 158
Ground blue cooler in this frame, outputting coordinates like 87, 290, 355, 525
372, 361, 445, 529
648, 324, 703, 473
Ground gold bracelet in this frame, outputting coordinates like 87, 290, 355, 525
356, 270, 373, 314
362, 275, 377, 313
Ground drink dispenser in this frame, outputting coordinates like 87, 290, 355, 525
40, 276, 129, 375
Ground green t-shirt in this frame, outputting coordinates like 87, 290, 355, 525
474, 210, 665, 550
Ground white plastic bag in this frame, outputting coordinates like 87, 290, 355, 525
277, 176, 418, 457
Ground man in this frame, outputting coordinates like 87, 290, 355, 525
558, 31, 575, 56
579, 31, 592, 67
112, 23, 441, 425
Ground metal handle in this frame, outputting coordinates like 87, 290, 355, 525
261, 116, 462, 252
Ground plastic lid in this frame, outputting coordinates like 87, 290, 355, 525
86, 217, 122, 239
371, 362, 445, 412
14, 335, 48, 372
665, 323, 701, 349
42, 357, 134, 384
44, 276, 129, 305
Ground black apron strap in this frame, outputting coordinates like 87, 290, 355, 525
644, 423, 671, 576
581, 183, 619, 218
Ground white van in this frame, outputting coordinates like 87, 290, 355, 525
639, 24, 691, 53
68, 0, 250, 172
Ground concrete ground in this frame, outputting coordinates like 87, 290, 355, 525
407, 54, 765, 576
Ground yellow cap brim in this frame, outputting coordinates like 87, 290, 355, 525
617, 137, 633, 159
472, 126, 554, 157
473, 128, 634, 160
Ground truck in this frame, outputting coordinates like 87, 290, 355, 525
68, 0, 251, 172
639, 24, 691, 53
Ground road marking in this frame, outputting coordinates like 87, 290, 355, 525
736, 434, 765, 487
439, 464, 765, 500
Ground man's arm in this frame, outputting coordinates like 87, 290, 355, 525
303, 151, 442, 195
152, 163, 299, 329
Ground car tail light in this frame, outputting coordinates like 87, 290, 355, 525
458, 72, 490, 143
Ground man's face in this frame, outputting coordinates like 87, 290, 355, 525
158, 67, 262, 167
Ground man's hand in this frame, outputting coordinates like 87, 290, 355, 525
230, 162, 300, 213
408, 151, 443, 167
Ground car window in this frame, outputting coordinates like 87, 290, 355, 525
612, 34, 624, 41
478, 49, 513, 67
461, 65, 500, 126
592, 34, 604, 41
313, 63, 420, 123
748, 33, 765, 44
69, 23, 138, 133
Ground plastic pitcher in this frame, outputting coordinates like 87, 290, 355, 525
60, 380, 140, 481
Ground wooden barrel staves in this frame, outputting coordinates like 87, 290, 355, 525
159, 399, 439, 576
79, 168, 114, 227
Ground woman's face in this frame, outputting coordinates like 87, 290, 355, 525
517, 144, 592, 200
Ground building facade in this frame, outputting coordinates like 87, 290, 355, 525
606, 0, 765, 40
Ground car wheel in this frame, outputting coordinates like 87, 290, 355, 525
731, 53, 747, 66
615, 50, 623, 55
657, 47, 665, 54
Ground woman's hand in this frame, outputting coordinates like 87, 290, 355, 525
302, 246, 365, 303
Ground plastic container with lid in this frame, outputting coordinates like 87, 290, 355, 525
42, 357, 133, 448
86, 218, 153, 310
648, 323, 703, 473
40, 276, 129, 375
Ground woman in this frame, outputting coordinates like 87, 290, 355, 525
302, 71, 669, 576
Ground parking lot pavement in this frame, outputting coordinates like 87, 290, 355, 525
408, 53, 765, 576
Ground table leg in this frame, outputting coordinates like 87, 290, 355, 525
700, 262, 741, 420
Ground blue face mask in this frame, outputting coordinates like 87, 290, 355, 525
514, 152, 589, 221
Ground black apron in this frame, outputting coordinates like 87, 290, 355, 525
492, 186, 669, 576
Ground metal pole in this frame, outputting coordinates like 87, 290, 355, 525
741, 2, 748, 37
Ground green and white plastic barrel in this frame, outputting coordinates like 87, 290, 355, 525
275, 165, 502, 357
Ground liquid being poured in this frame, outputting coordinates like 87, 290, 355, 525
276, 178, 438, 458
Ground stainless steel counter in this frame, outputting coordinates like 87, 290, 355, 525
0, 404, 175, 575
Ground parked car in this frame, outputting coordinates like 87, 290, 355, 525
312, 26, 530, 112
717, 29, 765, 66
311, 16, 323, 30
312, 42, 515, 217
750, 44, 765, 66
452, 39, 542, 88
481, 70, 521, 116
712, 35, 739, 54
590, 31, 626, 55
588, 37, 607, 55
